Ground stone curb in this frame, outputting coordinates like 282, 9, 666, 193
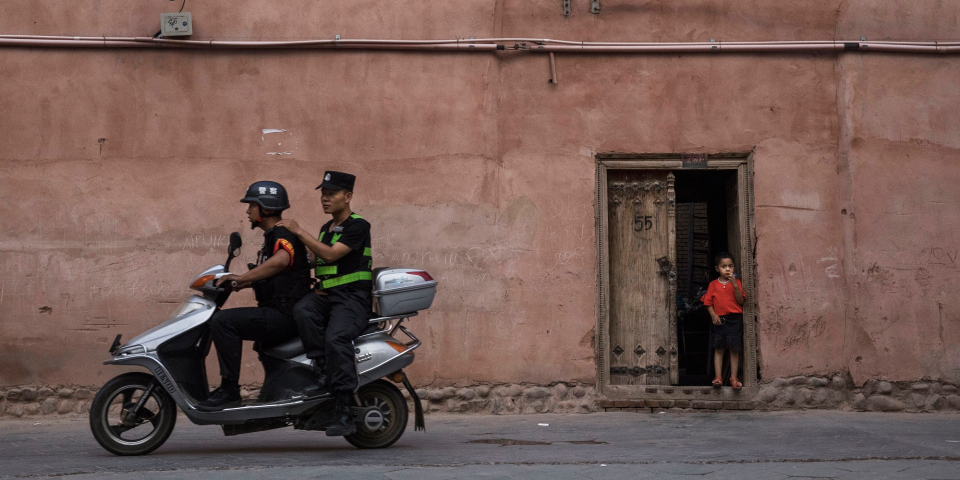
0, 382, 600, 419
413, 383, 600, 414
4, 375, 960, 419
752, 374, 960, 413
596, 374, 960, 413
1, 386, 94, 418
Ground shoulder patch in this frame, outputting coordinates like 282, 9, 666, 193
274, 238, 296, 267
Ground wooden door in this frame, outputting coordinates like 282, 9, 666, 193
607, 170, 678, 385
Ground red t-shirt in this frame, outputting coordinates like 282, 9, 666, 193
701, 278, 746, 316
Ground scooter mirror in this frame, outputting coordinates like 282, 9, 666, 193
228, 232, 242, 256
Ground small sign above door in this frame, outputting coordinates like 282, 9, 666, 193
682, 153, 707, 168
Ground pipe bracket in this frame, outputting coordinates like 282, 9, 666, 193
548, 52, 558, 84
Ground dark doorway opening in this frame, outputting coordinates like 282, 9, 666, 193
673, 170, 739, 386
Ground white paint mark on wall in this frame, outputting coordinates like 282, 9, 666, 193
261, 129, 287, 140
818, 258, 840, 278
817, 247, 841, 278
267, 152, 293, 156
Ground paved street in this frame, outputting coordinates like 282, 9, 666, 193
2, 411, 960, 479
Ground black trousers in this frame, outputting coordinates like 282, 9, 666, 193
293, 288, 372, 394
209, 307, 299, 382
710, 313, 744, 352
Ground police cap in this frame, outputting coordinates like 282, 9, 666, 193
316, 171, 356, 191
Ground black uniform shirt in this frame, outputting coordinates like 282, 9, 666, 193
317, 215, 372, 291
253, 226, 311, 312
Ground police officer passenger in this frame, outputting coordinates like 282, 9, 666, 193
276, 171, 372, 436
197, 181, 311, 411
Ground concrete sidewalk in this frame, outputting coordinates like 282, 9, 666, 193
2, 411, 959, 479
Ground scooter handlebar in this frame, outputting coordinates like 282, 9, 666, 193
212, 277, 238, 291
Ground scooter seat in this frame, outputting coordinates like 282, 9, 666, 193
260, 321, 381, 359
261, 337, 306, 359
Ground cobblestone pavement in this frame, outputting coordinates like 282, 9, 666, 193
2, 411, 960, 479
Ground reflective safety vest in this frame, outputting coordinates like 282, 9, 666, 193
314, 213, 373, 290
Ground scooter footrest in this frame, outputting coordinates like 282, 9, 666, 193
297, 400, 337, 431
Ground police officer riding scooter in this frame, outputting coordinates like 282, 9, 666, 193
198, 181, 312, 410
277, 171, 373, 436
89, 175, 434, 455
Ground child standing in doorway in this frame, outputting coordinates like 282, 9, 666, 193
702, 252, 747, 390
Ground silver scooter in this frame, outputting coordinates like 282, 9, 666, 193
89, 232, 435, 456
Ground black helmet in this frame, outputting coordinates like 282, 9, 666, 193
240, 181, 290, 213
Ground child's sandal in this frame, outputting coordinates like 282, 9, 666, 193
730, 378, 743, 390
711, 376, 723, 388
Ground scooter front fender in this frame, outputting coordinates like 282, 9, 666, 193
103, 353, 197, 412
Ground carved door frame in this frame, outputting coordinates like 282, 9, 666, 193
595, 153, 758, 399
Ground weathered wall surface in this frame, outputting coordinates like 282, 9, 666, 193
1, 1, 959, 397
836, 53, 960, 385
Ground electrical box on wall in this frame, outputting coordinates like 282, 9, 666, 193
160, 12, 192, 37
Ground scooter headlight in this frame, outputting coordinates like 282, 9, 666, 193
115, 344, 146, 356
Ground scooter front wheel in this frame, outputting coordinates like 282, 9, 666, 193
89, 372, 178, 456
344, 380, 409, 449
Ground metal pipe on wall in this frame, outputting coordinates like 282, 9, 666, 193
0, 36, 501, 51
0, 35, 958, 54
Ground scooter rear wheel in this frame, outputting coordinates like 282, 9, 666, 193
344, 380, 409, 449
89, 372, 178, 456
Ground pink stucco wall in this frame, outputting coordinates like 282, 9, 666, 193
1, 0, 958, 389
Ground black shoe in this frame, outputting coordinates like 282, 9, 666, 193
302, 384, 331, 397
196, 386, 241, 411
325, 394, 356, 437
302, 374, 330, 397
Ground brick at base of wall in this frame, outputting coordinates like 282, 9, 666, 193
599, 399, 755, 412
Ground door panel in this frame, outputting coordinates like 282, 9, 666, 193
607, 170, 678, 385
737, 163, 758, 387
